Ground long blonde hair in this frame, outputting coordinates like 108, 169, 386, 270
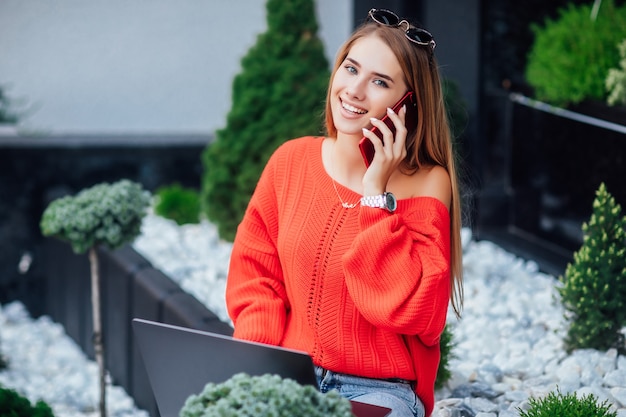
325, 22, 464, 318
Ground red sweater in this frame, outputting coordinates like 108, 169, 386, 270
226, 136, 451, 416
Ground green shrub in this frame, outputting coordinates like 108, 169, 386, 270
606, 39, 626, 106
435, 324, 455, 390
154, 184, 201, 225
558, 183, 626, 353
442, 78, 468, 142
0, 85, 19, 124
525, 0, 626, 107
180, 373, 353, 417
0, 386, 55, 417
518, 389, 616, 417
40, 179, 151, 254
201, 0, 330, 241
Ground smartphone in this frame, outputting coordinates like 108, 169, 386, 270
358, 91, 418, 167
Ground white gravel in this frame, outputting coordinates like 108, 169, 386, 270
1, 212, 625, 417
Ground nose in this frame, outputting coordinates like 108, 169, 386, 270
346, 76, 367, 100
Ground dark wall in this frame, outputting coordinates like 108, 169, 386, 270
508, 98, 626, 251
0, 134, 209, 314
43, 239, 233, 417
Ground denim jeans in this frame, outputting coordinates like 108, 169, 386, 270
315, 366, 425, 417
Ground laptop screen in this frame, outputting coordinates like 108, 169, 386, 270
132, 318, 390, 417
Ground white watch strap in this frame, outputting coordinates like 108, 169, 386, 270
360, 194, 386, 208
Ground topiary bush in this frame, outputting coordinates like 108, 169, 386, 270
558, 182, 626, 353
40, 179, 151, 254
201, 0, 330, 241
518, 389, 616, 417
180, 373, 353, 417
154, 183, 201, 225
40, 179, 151, 417
606, 39, 626, 107
525, 0, 626, 107
0, 385, 55, 417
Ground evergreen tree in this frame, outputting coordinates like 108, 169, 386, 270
201, 0, 330, 241
558, 183, 626, 353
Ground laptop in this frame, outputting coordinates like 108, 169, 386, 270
132, 318, 391, 417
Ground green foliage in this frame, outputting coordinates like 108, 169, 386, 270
180, 373, 353, 417
0, 85, 19, 124
154, 184, 201, 225
558, 183, 626, 353
525, 0, 626, 107
201, 0, 330, 241
435, 324, 455, 390
442, 79, 468, 142
518, 389, 616, 417
606, 39, 626, 106
0, 385, 55, 417
40, 179, 151, 254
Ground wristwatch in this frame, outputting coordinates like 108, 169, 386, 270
360, 192, 397, 212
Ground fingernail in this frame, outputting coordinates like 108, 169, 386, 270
362, 128, 369, 134
370, 117, 378, 122
387, 107, 395, 114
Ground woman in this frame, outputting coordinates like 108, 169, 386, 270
226, 8, 463, 417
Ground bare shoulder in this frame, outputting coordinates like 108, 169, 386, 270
394, 165, 452, 210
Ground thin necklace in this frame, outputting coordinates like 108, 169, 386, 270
329, 142, 359, 209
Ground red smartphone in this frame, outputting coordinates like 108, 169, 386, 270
358, 91, 418, 167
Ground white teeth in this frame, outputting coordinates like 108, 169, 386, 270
342, 101, 367, 114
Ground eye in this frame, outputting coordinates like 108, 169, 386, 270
374, 79, 389, 88
344, 64, 357, 74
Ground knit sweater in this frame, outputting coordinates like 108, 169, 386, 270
226, 136, 451, 416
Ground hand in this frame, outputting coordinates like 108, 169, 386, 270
361, 105, 408, 195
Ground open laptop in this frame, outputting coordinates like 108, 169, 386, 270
132, 318, 391, 417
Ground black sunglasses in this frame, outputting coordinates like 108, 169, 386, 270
367, 8, 436, 52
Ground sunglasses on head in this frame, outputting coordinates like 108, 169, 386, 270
367, 8, 436, 52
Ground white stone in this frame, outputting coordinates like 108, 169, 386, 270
605, 370, 626, 388
504, 390, 529, 403
468, 397, 499, 413
611, 387, 626, 407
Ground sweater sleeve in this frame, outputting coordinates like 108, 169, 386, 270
342, 197, 451, 346
226, 152, 289, 346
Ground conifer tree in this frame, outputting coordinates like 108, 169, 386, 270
201, 0, 330, 241
559, 183, 626, 353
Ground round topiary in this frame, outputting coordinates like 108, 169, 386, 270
154, 184, 201, 226
40, 179, 151, 254
606, 39, 626, 107
525, 0, 626, 107
180, 373, 353, 417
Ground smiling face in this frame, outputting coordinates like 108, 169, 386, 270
329, 34, 408, 140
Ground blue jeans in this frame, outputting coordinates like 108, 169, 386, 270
315, 366, 425, 417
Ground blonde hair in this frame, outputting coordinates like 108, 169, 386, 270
324, 22, 464, 317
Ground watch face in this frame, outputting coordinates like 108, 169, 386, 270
385, 193, 397, 212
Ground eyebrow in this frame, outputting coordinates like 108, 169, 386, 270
346, 57, 395, 84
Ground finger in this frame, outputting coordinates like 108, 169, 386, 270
386, 106, 408, 139
369, 116, 394, 151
